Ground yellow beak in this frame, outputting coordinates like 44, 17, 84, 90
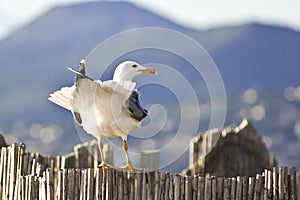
141, 67, 157, 74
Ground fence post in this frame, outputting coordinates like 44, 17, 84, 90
140, 150, 160, 171
290, 167, 296, 200
223, 177, 231, 199
248, 177, 255, 199
230, 177, 236, 199
254, 174, 262, 200
296, 170, 300, 200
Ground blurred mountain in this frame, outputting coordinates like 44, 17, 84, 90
0, 1, 300, 171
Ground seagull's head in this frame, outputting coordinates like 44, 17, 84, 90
113, 61, 157, 82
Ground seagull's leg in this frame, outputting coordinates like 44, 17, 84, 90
122, 139, 140, 171
98, 137, 112, 168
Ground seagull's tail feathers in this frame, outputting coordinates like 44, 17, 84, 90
48, 86, 75, 111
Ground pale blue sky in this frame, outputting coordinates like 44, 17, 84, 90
0, 0, 299, 40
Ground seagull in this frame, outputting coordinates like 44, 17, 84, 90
49, 60, 157, 170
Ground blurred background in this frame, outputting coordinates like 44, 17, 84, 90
0, 0, 300, 172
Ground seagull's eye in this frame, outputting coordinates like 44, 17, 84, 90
132, 64, 138, 68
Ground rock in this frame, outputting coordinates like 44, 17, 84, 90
0, 133, 8, 148
182, 119, 276, 176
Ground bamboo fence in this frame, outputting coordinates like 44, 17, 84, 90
1, 142, 300, 199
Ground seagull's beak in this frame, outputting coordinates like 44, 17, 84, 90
140, 67, 157, 74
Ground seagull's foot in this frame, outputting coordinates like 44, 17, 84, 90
98, 162, 113, 169
121, 162, 143, 172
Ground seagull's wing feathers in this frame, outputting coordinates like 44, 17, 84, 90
48, 86, 75, 110
127, 90, 148, 121
72, 78, 100, 134
103, 80, 136, 103
48, 66, 92, 111
72, 78, 136, 136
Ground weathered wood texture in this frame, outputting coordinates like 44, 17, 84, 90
0, 142, 299, 199
185, 119, 277, 177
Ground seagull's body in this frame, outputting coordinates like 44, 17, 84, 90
49, 60, 156, 170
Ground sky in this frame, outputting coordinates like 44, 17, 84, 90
0, 0, 300, 40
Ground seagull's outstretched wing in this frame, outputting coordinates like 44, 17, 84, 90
48, 63, 91, 111
72, 78, 136, 135
72, 78, 100, 134
48, 86, 75, 111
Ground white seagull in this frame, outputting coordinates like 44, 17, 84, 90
49, 60, 157, 170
